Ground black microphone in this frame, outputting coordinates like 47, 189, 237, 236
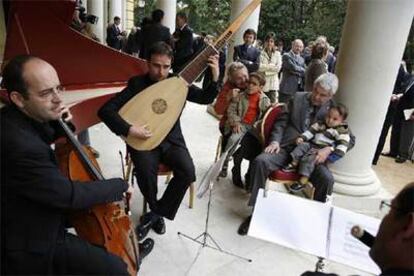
351, 225, 375, 248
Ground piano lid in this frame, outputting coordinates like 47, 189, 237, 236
3, 0, 148, 87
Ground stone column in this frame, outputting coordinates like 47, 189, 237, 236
87, 0, 105, 43
227, 0, 261, 65
108, 0, 123, 23
331, 0, 414, 196
156, 0, 177, 33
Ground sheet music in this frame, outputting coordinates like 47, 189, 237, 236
329, 206, 381, 275
249, 189, 381, 274
196, 136, 243, 198
249, 189, 330, 258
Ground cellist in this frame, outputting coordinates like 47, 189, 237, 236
0, 55, 153, 275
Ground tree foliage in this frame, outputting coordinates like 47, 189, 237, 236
179, 0, 231, 37
132, 0, 413, 70
258, 0, 347, 49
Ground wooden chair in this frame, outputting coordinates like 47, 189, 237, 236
125, 154, 195, 213
259, 105, 315, 199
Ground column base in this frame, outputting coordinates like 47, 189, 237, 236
332, 187, 393, 218
331, 167, 381, 196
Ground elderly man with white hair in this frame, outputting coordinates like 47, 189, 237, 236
238, 72, 341, 235
278, 39, 305, 103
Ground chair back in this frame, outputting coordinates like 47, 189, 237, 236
260, 104, 285, 146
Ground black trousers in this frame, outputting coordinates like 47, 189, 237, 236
52, 233, 128, 275
232, 132, 263, 183
278, 92, 293, 104
3, 232, 128, 275
129, 142, 195, 220
373, 103, 399, 164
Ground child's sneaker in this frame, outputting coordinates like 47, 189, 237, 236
282, 163, 297, 173
289, 182, 305, 192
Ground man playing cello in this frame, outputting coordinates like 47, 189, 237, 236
0, 55, 153, 275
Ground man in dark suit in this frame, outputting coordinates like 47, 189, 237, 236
139, 9, 172, 60
106, 16, 124, 50
279, 39, 305, 103
98, 42, 219, 241
0, 55, 153, 275
172, 12, 194, 72
238, 73, 338, 235
373, 64, 410, 164
233, 28, 260, 73
393, 76, 414, 163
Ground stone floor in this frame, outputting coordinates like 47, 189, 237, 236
89, 101, 413, 276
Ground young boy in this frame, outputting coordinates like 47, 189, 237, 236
219, 72, 271, 177
283, 103, 351, 192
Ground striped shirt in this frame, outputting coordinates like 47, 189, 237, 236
300, 121, 351, 157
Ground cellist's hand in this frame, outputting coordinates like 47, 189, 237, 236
128, 124, 152, 139
59, 105, 73, 122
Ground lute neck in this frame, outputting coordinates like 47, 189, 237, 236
178, 45, 218, 85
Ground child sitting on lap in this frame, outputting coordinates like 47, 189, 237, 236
283, 103, 351, 192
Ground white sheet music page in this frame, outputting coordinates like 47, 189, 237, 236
248, 189, 330, 258
329, 206, 381, 275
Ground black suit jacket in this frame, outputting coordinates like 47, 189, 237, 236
106, 24, 122, 50
98, 74, 218, 149
233, 44, 260, 73
139, 23, 172, 59
0, 106, 127, 274
173, 25, 194, 70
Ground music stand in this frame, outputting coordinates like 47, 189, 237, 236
177, 136, 252, 264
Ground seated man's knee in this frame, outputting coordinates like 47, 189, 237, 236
175, 162, 196, 183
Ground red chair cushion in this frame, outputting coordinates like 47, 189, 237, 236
158, 163, 171, 173
270, 169, 300, 181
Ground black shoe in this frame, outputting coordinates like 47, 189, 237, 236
395, 156, 407, 163
231, 167, 243, 188
381, 152, 397, 158
282, 163, 296, 173
244, 172, 251, 192
138, 238, 154, 263
219, 162, 229, 178
219, 168, 228, 178
151, 217, 166, 235
237, 215, 252, 236
289, 182, 305, 192
136, 214, 153, 241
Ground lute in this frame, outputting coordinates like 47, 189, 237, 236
119, 0, 262, 151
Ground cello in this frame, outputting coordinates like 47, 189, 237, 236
55, 119, 139, 276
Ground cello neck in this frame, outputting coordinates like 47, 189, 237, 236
57, 119, 105, 181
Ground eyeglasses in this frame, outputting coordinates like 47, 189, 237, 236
36, 85, 65, 100
379, 200, 406, 216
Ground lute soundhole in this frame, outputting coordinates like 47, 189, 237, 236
152, 98, 168, 114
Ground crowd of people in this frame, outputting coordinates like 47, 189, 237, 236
1, 3, 413, 276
